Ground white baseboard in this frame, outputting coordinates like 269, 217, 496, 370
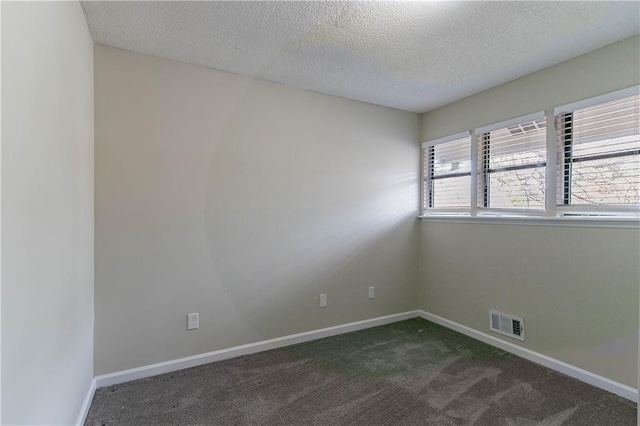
95, 310, 420, 388
75, 378, 96, 426
93, 309, 638, 404
418, 310, 638, 403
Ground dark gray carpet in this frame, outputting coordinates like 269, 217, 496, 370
86, 318, 636, 425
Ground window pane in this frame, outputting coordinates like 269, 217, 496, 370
568, 93, 639, 207
488, 120, 546, 169
573, 134, 638, 159
433, 176, 470, 208
433, 138, 471, 177
571, 155, 640, 205
425, 135, 471, 211
573, 95, 640, 145
489, 168, 545, 209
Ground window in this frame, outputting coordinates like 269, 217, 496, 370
422, 133, 471, 213
419, 86, 640, 223
557, 93, 639, 213
478, 116, 546, 211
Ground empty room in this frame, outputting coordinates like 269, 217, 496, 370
2, 1, 639, 425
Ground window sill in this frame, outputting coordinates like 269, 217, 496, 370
418, 214, 640, 229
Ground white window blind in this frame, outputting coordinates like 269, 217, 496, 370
559, 93, 640, 208
423, 135, 471, 211
420, 88, 639, 223
478, 117, 546, 210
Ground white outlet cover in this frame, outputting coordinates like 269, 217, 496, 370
187, 313, 199, 330
368, 286, 375, 299
319, 294, 327, 308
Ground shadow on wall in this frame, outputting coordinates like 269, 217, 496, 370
204, 80, 419, 340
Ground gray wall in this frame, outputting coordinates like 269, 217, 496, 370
419, 35, 640, 387
1, 2, 94, 424
94, 46, 421, 375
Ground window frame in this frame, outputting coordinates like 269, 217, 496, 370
476, 112, 547, 215
554, 87, 640, 217
419, 86, 640, 225
421, 131, 472, 216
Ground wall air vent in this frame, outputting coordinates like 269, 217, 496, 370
489, 310, 525, 341
507, 119, 545, 136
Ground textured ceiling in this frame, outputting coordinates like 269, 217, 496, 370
81, 1, 640, 113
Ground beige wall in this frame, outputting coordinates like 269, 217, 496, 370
94, 46, 421, 375
1, 2, 94, 424
422, 35, 640, 142
419, 35, 640, 387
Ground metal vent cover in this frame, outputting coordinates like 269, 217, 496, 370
507, 120, 546, 136
489, 310, 525, 341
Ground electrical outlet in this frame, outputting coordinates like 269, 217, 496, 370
187, 313, 199, 330
368, 286, 375, 299
319, 293, 327, 308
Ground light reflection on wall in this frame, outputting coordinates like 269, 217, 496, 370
204, 81, 419, 340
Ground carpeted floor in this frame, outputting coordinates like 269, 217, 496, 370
86, 318, 636, 425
